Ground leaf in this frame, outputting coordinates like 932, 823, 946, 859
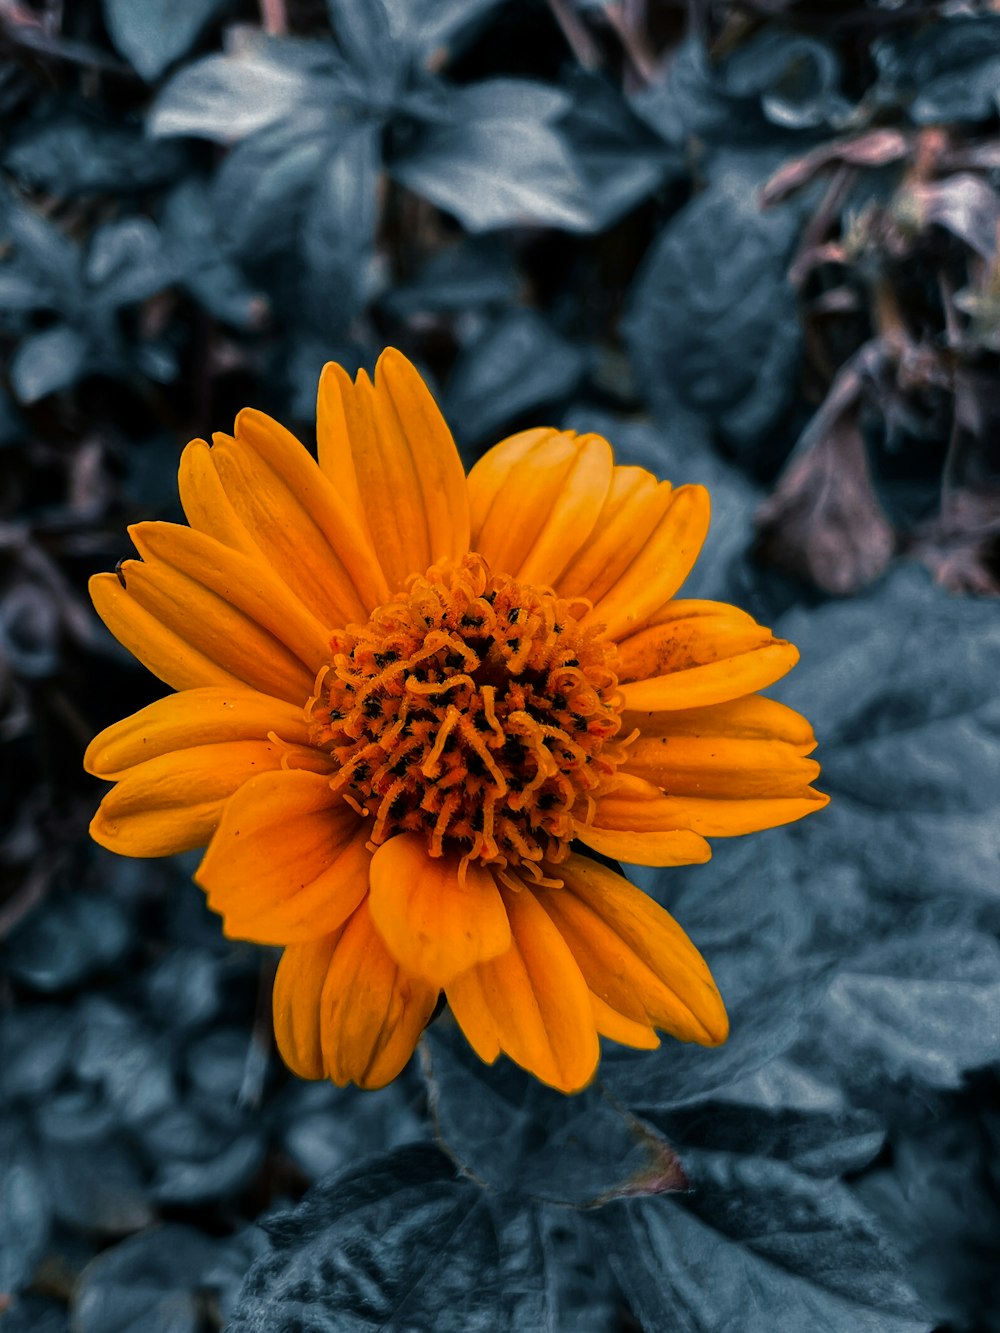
299, 125, 380, 329
102, 0, 229, 83
86, 218, 174, 308
601, 1156, 930, 1333
73, 1224, 219, 1332
0, 1118, 50, 1295
4, 891, 130, 988
874, 16, 1000, 124
624, 161, 802, 460
724, 31, 850, 131
4, 115, 185, 196
160, 179, 266, 330
41, 1135, 153, 1234
422, 1019, 687, 1206
9, 323, 88, 403
381, 0, 507, 63
391, 79, 591, 232
560, 72, 683, 231
149, 49, 313, 142
445, 309, 585, 445
228, 1144, 556, 1332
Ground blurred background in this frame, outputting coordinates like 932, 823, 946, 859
1, 2, 999, 1330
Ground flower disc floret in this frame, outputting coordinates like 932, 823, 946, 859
308, 554, 630, 878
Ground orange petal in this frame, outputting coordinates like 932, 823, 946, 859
206, 410, 386, 624
582, 485, 711, 641
555, 466, 673, 603
320, 897, 439, 1089
467, 429, 614, 586
85, 686, 313, 779
538, 855, 728, 1045
623, 694, 819, 748
178, 438, 260, 559
273, 932, 341, 1080
577, 773, 712, 867
590, 992, 660, 1050
617, 602, 801, 711
90, 572, 244, 694
368, 834, 510, 986
446, 880, 599, 1093
196, 770, 368, 945
92, 548, 314, 704
317, 349, 470, 592
131, 522, 332, 675
90, 739, 293, 857
620, 697, 826, 834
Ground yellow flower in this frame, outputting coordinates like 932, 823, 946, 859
86, 349, 827, 1094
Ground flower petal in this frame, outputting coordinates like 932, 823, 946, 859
624, 693, 819, 748
196, 769, 368, 945
317, 349, 470, 592
467, 429, 614, 587
90, 572, 244, 694
201, 410, 386, 623
590, 992, 660, 1050
90, 740, 293, 857
620, 694, 827, 834
555, 466, 673, 603
538, 855, 728, 1045
617, 601, 800, 710
131, 522, 332, 675
92, 547, 315, 704
273, 932, 339, 1080
581, 485, 711, 641
446, 881, 600, 1093
577, 774, 712, 866
320, 897, 439, 1089
368, 833, 511, 986
85, 685, 313, 779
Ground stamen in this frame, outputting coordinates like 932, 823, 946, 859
307, 554, 626, 869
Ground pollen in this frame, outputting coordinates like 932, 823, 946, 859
307, 554, 629, 877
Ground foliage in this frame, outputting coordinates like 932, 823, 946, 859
1, 2, 998, 1331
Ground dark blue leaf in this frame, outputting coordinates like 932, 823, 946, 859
229, 1144, 555, 1331
381, 0, 507, 64
0, 1118, 51, 1294
41, 1136, 153, 1234
4, 115, 185, 196
73, 997, 176, 1126
4, 892, 130, 990
874, 16, 1000, 124
102, 0, 230, 83
392, 79, 590, 232
148, 48, 315, 142
423, 1019, 687, 1206
73, 1224, 219, 1333
446, 309, 585, 445
0, 1006, 76, 1103
602, 1156, 930, 1333
86, 219, 174, 307
624, 160, 801, 455
151, 1132, 264, 1205
10, 324, 88, 403
278, 1075, 427, 1182
381, 238, 519, 319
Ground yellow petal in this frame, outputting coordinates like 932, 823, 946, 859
590, 992, 660, 1050
90, 739, 292, 857
207, 410, 386, 623
556, 466, 673, 603
446, 881, 599, 1093
317, 349, 470, 592
468, 429, 614, 587
320, 897, 439, 1089
616, 602, 801, 711
582, 485, 711, 641
368, 834, 511, 986
92, 550, 314, 704
625, 730, 821, 800
273, 932, 342, 1079
90, 572, 244, 694
577, 773, 713, 867
539, 855, 728, 1045
85, 686, 313, 779
196, 770, 367, 945
131, 522, 332, 675
623, 694, 819, 748
178, 438, 260, 558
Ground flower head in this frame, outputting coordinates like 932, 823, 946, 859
86, 350, 828, 1093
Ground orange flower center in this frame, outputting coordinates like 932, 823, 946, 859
307, 554, 628, 877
